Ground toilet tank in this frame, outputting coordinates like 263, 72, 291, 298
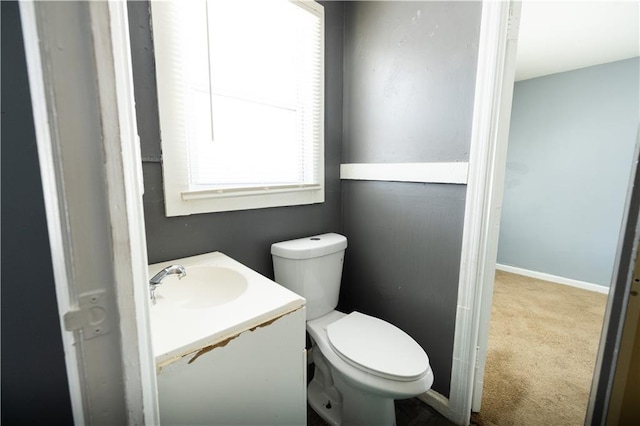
271, 233, 347, 320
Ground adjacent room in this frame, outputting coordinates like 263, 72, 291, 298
477, 2, 639, 425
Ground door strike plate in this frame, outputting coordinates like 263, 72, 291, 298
63, 290, 111, 340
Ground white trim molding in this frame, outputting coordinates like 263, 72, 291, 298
450, 1, 520, 424
496, 264, 610, 294
20, 2, 158, 423
418, 390, 455, 421
19, 3, 85, 422
102, 1, 160, 422
340, 162, 469, 184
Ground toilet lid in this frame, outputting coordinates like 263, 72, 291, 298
326, 312, 429, 381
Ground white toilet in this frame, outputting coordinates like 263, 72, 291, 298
271, 233, 434, 426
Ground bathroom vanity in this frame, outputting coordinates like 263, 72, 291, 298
149, 252, 307, 425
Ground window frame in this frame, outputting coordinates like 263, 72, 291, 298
151, 0, 325, 217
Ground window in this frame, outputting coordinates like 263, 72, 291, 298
151, 0, 324, 216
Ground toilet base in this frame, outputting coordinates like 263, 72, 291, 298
308, 342, 343, 426
308, 344, 397, 426
308, 378, 343, 426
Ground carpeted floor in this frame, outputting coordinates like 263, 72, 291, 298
475, 270, 608, 426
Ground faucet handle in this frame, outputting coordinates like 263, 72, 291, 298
150, 285, 159, 305
149, 264, 187, 304
150, 264, 187, 285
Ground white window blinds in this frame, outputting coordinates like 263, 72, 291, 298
174, 0, 323, 191
152, 0, 324, 215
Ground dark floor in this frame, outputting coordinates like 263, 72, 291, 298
307, 397, 455, 426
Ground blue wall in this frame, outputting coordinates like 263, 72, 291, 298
498, 58, 640, 286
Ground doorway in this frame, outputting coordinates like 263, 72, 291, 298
475, 1, 639, 424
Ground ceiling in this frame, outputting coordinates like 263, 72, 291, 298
515, 1, 639, 81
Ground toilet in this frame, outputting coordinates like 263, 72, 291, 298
271, 233, 434, 426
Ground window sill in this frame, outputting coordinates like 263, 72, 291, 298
181, 184, 322, 201
165, 185, 324, 216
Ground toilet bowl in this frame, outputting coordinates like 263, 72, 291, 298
271, 233, 434, 426
307, 310, 434, 425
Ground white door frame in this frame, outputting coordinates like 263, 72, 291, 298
466, 0, 521, 414
420, 1, 521, 424
448, 3, 639, 424
20, 1, 158, 423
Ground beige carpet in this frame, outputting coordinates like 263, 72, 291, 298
475, 270, 607, 426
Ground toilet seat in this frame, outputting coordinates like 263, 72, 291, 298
326, 312, 429, 382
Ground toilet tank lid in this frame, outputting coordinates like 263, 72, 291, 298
271, 233, 347, 260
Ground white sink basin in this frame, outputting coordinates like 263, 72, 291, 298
148, 252, 305, 364
155, 266, 248, 309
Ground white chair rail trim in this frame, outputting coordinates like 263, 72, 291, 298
340, 162, 469, 185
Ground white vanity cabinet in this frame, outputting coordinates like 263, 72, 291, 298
149, 252, 307, 426
156, 307, 306, 425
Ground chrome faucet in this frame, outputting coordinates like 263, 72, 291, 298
149, 264, 186, 304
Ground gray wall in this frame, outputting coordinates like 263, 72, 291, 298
342, 1, 479, 163
497, 58, 640, 286
128, 1, 344, 277
339, 1, 481, 397
1, 1, 74, 423
130, 0, 482, 399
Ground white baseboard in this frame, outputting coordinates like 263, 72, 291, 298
496, 264, 609, 294
418, 390, 458, 424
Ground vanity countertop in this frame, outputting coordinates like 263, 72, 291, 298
148, 251, 305, 365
